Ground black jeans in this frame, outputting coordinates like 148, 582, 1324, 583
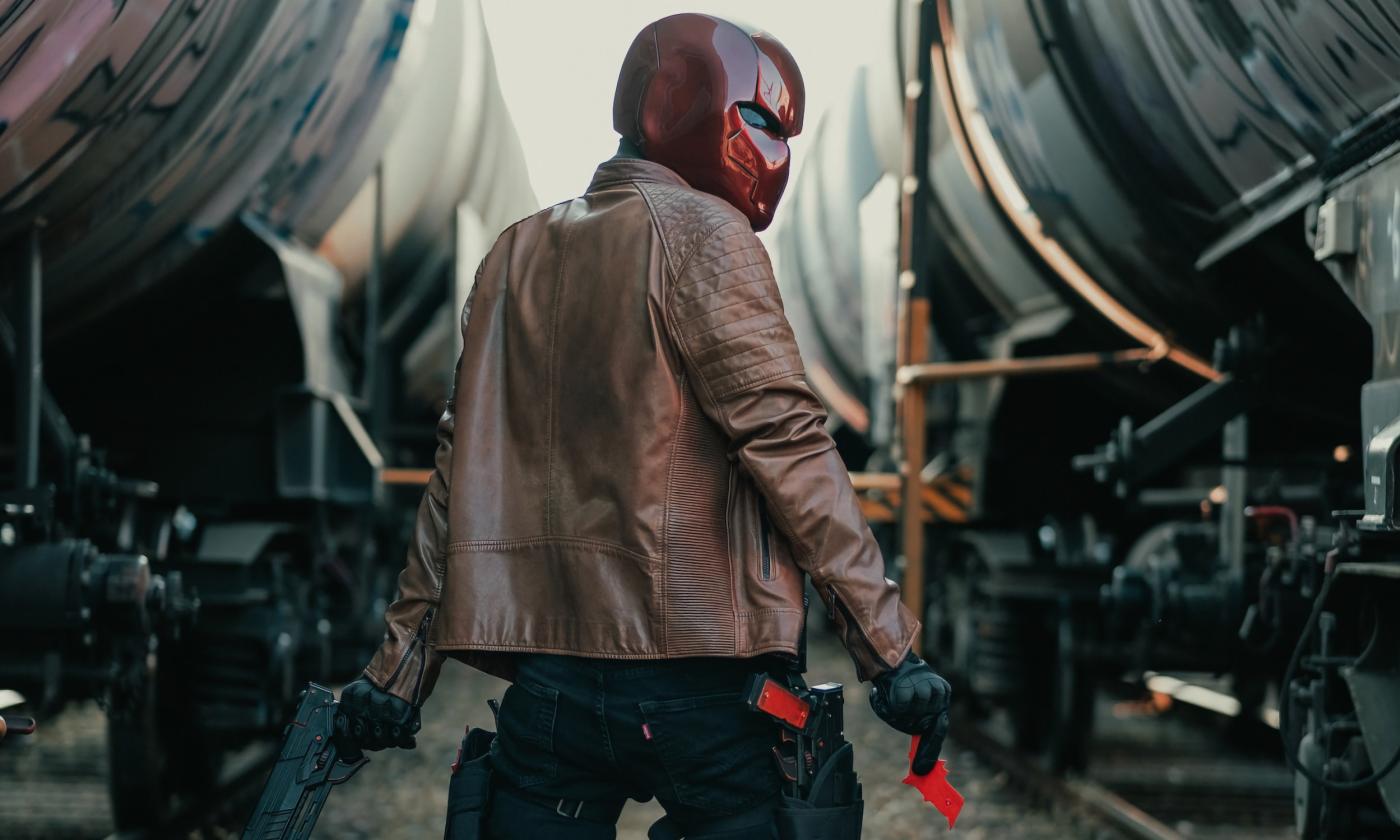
486, 654, 782, 839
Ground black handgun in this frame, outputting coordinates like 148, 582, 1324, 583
242, 683, 367, 839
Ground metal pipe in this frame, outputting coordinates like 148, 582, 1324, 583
850, 472, 901, 492
379, 468, 431, 486
1220, 414, 1248, 572
365, 162, 385, 442
896, 347, 1160, 387
894, 0, 938, 653
16, 225, 42, 490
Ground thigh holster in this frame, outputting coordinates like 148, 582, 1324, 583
444, 726, 497, 840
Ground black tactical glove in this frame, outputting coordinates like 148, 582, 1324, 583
338, 677, 421, 751
870, 652, 951, 775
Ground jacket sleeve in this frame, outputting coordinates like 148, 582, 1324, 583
361, 280, 478, 705
665, 219, 920, 680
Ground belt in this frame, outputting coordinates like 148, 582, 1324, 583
495, 782, 627, 823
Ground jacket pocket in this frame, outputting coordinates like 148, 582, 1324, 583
638, 691, 780, 813
758, 501, 774, 581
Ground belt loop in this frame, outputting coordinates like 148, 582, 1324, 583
556, 798, 584, 819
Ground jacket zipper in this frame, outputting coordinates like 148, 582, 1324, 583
758, 503, 773, 581
383, 607, 436, 692
827, 585, 880, 656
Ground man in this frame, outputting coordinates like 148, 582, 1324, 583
340, 13, 951, 839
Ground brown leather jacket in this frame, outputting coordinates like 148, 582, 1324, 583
363, 156, 918, 704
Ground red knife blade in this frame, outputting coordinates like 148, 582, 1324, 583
903, 733, 964, 829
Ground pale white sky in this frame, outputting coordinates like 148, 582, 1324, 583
481, 0, 881, 209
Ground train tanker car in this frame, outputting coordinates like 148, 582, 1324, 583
0, 0, 535, 828
770, 1, 1400, 835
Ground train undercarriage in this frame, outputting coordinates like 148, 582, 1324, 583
770, 3, 1400, 836
0, 220, 425, 828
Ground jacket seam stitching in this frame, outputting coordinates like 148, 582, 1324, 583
447, 535, 655, 564
674, 256, 769, 292
674, 292, 779, 327
677, 275, 771, 305
685, 311, 786, 343
658, 373, 687, 655
676, 218, 745, 279
432, 640, 801, 657
633, 184, 679, 277
702, 350, 802, 379
736, 607, 805, 618
711, 367, 807, 401
696, 345, 801, 375
431, 523, 449, 601
683, 242, 763, 273
674, 254, 768, 287
544, 217, 577, 536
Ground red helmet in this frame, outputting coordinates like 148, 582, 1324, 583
613, 13, 805, 231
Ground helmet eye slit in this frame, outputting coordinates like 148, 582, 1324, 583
738, 103, 783, 137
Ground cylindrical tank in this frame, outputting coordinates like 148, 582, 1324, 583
0, 8, 535, 825
0, 0, 536, 503
313, 0, 537, 291
0, 0, 534, 329
772, 0, 1390, 478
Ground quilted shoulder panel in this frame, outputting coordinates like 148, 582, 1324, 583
666, 216, 804, 402
636, 181, 747, 274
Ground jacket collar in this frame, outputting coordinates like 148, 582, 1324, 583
587, 155, 690, 193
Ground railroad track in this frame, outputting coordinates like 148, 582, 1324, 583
0, 699, 277, 840
951, 689, 1296, 840
952, 721, 1182, 840
105, 741, 277, 839
1, 658, 1298, 839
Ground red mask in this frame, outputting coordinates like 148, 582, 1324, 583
613, 14, 805, 231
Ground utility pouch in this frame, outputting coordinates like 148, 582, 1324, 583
443, 727, 496, 840
776, 795, 863, 840
746, 676, 864, 840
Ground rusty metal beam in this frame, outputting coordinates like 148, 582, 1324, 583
850, 472, 901, 492
894, 0, 939, 653
379, 468, 432, 486
896, 347, 1160, 387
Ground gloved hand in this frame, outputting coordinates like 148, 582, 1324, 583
870, 652, 951, 775
338, 677, 421, 751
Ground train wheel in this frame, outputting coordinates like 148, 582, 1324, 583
1044, 599, 1095, 772
106, 639, 169, 830
923, 545, 978, 702
1010, 598, 1095, 772
106, 635, 219, 830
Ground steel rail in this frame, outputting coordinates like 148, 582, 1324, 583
104, 742, 279, 840
950, 721, 1185, 840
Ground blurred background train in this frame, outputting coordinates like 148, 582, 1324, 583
4, 0, 1400, 838
770, 1, 1400, 837
0, 0, 534, 829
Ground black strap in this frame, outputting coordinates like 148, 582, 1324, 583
797, 589, 810, 674
495, 782, 626, 823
